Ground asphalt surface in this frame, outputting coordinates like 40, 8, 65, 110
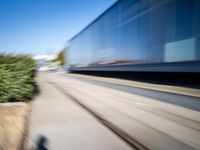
26, 72, 200, 150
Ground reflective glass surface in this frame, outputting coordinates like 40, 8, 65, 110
68, 0, 200, 67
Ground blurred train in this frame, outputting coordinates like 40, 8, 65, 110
66, 0, 200, 72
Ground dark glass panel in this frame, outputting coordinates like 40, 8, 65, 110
175, 0, 193, 41
137, 0, 150, 63
148, 0, 176, 63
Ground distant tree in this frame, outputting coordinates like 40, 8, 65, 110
53, 48, 66, 66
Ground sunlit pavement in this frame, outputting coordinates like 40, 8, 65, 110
26, 72, 200, 150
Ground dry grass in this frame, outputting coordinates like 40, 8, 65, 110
0, 103, 30, 150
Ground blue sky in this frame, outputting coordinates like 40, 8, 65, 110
0, 0, 116, 55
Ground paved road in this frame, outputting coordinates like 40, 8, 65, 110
26, 72, 200, 150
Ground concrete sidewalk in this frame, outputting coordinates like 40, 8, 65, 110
25, 73, 132, 150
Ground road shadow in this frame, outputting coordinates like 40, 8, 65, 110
71, 71, 200, 89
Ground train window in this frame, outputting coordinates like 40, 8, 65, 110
164, 38, 196, 62
148, 0, 176, 63
193, 0, 200, 36
193, 0, 200, 61
117, 0, 140, 63
175, 0, 193, 41
137, 0, 150, 63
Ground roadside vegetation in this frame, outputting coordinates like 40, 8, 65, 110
0, 54, 36, 103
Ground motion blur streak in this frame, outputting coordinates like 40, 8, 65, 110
26, 72, 200, 150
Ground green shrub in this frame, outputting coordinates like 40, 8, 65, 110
0, 54, 36, 102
